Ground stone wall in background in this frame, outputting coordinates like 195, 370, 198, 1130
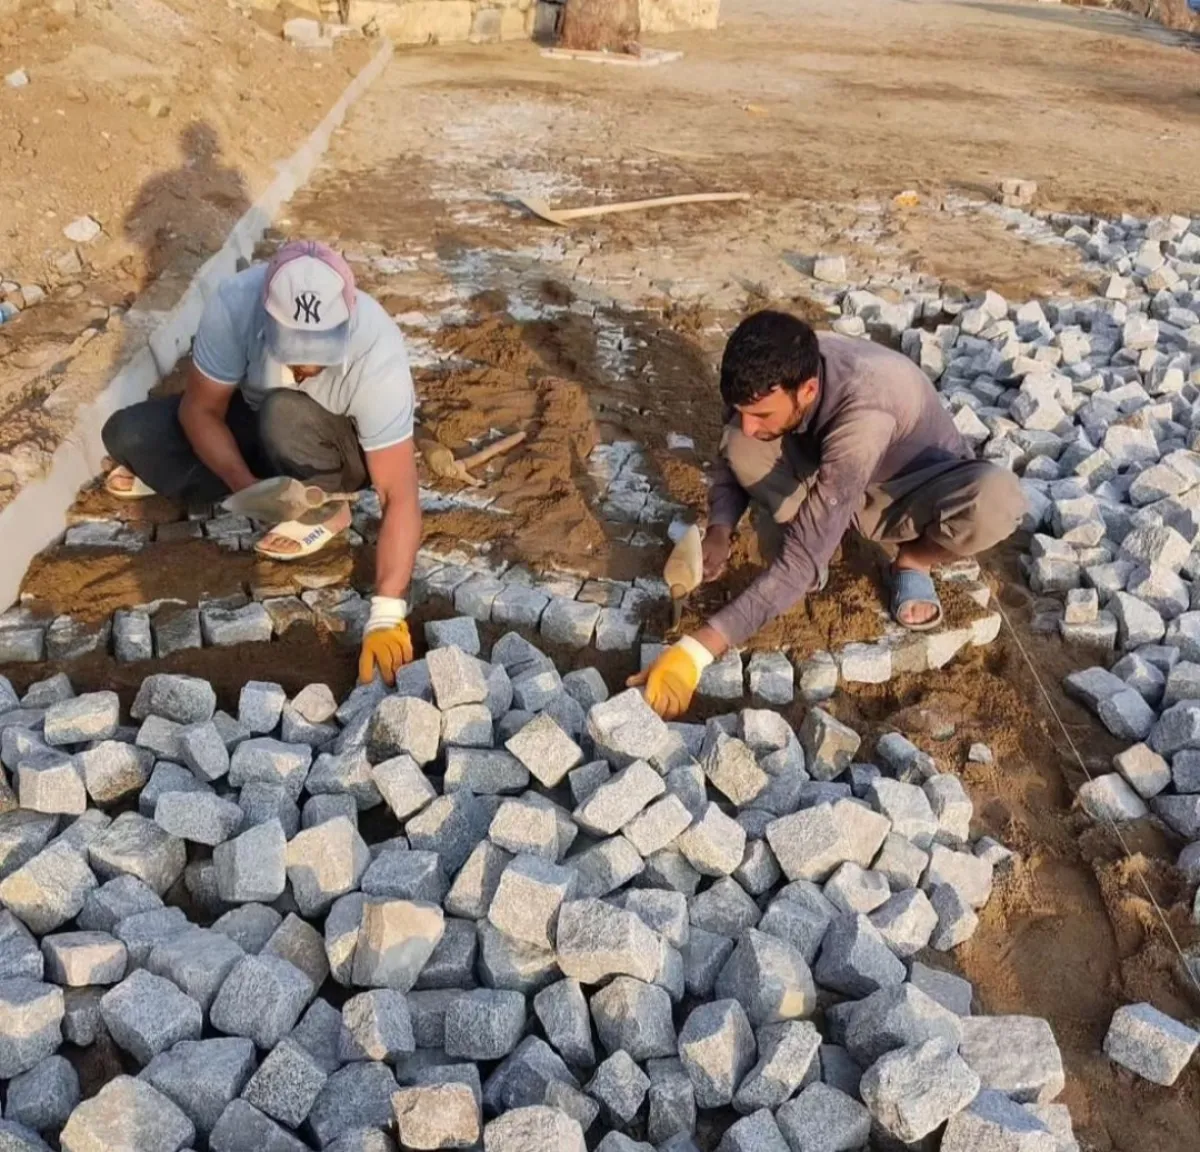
344, 0, 720, 45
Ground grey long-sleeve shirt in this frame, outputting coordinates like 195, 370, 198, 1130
707, 333, 969, 647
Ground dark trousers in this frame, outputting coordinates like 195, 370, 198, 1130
101, 390, 369, 505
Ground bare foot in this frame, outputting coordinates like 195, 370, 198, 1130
896, 598, 940, 627
257, 532, 301, 556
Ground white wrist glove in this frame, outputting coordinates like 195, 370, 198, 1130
366, 596, 408, 634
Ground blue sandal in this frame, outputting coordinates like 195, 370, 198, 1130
890, 568, 944, 632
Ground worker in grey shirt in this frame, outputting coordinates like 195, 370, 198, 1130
101, 240, 420, 687
631, 310, 1026, 719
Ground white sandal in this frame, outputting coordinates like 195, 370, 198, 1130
254, 500, 351, 562
105, 466, 157, 500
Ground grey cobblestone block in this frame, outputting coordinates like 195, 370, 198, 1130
43, 693, 119, 746
261, 914, 329, 990
958, 1015, 1066, 1103
868, 888, 938, 958
828, 799, 891, 869
302, 794, 358, 829
511, 666, 563, 714
586, 688, 672, 770
425, 616, 481, 655
454, 573, 505, 621
0, 812, 57, 882
215, 818, 287, 904
757, 882, 835, 966
940, 1090, 1058, 1152
209, 1099, 308, 1152
60, 1075, 195, 1152
867, 779, 938, 848
210, 954, 313, 1050
41, 931, 126, 986
201, 601, 273, 646
427, 646, 489, 710
587, 1049, 650, 1126
823, 863, 891, 915
533, 978, 594, 1067
702, 733, 768, 808
89, 812, 185, 896
307, 748, 383, 810
541, 597, 602, 648
682, 927, 734, 1000
444, 989, 527, 1060
141, 1037, 256, 1136
352, 899, 445, 992
843, 983, 963, 1068
407, 989, 465, 1048
488, 854, 576, 949
909, 960, 974, 1016
747, 651, 794, 705
591, 975, 676, 1061
860, 1038, 981, 1143
100, 970, 200, 1065
640, 846, 701, 896
562, 668, 609, 711
800, 708, 861, 781
21, 674, 71, 709
715, 928, 816, 1027
0, 841, 98, 934
556, 898, 661, 984
285, 816, 369, 917
440, 703, 494, 748
688, 876, 760, 937
923, 843, 994, 908
373, 754, 437, 820
660, 803, 736, 879
1078, 773, 1148, 822
733, 839, 782, 897
488, 800, 558, 859
406, 791, 490, 875
152, 607, 202, 658
1103, 1002, 1198, 1086
212, 903, 283, 954
0, 980, 63, 1079
289, 997, 344, 1075
131, 674, 216, 727
17, 751, 86, 816
5, 1052, 79, 1134
393, 1066, 483, 1150
445, 840, 511, 920
113, 907, 189, 969
677, 999, 756, 1109
139, 761, 207, 818
485, 663, 514, 720
765, 805, 851, 883
75, 741, 153, 804
368, 696, 442, 766
229, 738, 312, 801
813, 913, 906, 998
732, 1020, 820, 1115
146, 926, 245, 1012
0, 910, 44, 980
573, 759, 664, 836
492, 585, 550, 629
477, 920, 559, 995
928, 882, 980, 950
624, 795, 693, 858
482, 1106, 586, 1152
645, 1057, 695, 1145
924, 773, 973, 843
338, 989, 414, 1063
505, 713, 583, 788
776, 1083, 870, 1152
154, 791, 243, 846
360, 848, 443, 904
243, 1038, 328, 1129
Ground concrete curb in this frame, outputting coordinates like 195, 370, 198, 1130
0, 38, 395, 612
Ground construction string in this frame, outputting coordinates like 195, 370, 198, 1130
993, 595, 1200, 1001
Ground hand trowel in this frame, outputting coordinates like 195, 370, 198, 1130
664, 524, 704, 629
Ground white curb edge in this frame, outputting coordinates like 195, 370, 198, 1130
0, 38, 395, 613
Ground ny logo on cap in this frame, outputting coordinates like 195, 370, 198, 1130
293, 292, 322, 325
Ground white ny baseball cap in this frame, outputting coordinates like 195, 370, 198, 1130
263, 240, 357, 366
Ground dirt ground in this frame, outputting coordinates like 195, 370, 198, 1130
4, 1, 1200, 1149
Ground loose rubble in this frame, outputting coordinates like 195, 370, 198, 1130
0, 646, 1075, 1151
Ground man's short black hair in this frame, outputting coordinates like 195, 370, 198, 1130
719, 310, 820, 407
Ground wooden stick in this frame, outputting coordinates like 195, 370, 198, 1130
461, 431, 527, 470
518, 192, 749, 226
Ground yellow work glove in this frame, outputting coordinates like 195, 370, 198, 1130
626, 636, 714, 720
358, 596, 414, 686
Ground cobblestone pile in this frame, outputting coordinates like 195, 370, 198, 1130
0, 633, 1103, 1151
